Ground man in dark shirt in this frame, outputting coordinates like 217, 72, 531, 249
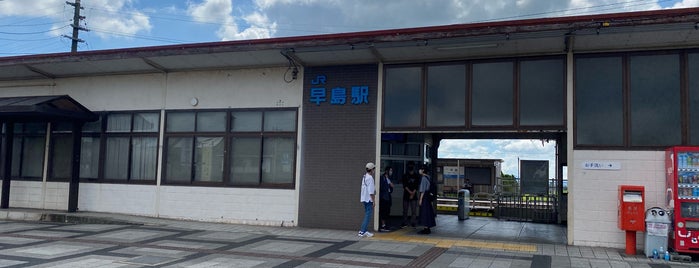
401, 164, 420, 228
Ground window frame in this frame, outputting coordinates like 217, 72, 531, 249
48, 118, 103, 182
574, 50, 692, 150
162, 108, 298, 189
382, 56, 567, 132
101, 111, 160, 184
10, 122, 47, 181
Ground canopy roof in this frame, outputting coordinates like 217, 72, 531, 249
0, 95, 97, 122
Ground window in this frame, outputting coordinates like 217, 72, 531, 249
519, 58, 565, 126
49, 118, 103, 180
472, 61, 514, 126
629, 54, 680, 146
104, 112, 159, 182
164, 111, 226, 184
426, 64, 466, 127
690, 53, 699, 145
384, 67, 422, 128
11, 123, 46, 179
575, 56, 623, 146
230, 137, 261, 185
383, 57, 565, 131
164, 109, 297, 188
261, 137, 294, 184
230, 110, 297, 187
575, 53, 685, 148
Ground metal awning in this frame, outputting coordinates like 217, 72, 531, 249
0, 95, 97, 122
0, 95, 95, 213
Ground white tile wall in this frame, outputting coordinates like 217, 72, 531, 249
157, 186, 297, 226
571, 150, 666, 248
4, 181, 298, 226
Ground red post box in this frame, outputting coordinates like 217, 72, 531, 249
618, 185, 645, 255
619, 185, 645, 231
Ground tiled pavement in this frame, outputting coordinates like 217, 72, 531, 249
0, 209, 697, 267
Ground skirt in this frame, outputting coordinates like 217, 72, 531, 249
419, 199, 436, 228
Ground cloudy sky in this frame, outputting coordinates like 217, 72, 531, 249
0, 0, 695, 56
0, 0, 695, 176
440, 139, 559, 179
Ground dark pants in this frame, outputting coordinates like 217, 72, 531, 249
402, 199, 417, 226
379, 199, 391, 226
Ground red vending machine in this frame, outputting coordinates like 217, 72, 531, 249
667, 146, 699, 253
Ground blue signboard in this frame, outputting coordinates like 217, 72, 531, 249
309, 75, 369, 106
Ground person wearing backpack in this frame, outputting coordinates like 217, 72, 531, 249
417, 165, 436, 234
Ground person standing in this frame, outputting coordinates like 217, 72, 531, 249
462, 178, 474, 194
418, 165, 436, 234
379, 166, 394, 232
359, 162, 376, 237
401, 164, 419, 228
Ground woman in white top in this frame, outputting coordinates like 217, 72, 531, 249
359, 162, 376, 237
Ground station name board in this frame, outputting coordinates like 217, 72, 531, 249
309, 75, 369, 106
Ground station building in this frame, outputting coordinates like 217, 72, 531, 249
0, 8, 699, 249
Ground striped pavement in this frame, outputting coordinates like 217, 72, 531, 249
0, 209, 696, 267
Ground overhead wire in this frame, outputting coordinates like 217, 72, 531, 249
0, 0, 686, 54
0, 4, 74, 55
0, 21, 64, 27
0, 25, 69, 35
79, 0, 675, 43
474, 0, 676, 23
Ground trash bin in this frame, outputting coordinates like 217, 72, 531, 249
458, 189, 470, 220
644, 207, 671, 258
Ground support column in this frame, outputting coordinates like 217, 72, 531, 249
1, 122, 14, 209
67, 121, 83, 212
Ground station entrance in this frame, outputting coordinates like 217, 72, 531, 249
380, 132, 567, 244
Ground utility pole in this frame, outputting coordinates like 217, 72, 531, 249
63, 0, 88, 53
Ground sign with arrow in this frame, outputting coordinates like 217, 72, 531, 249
582, 161, 621, 170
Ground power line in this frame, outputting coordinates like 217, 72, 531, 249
0, 25, 69, 35
87, 27, 193, 44
0, 0, 681, 53
0, 36, 57, 41
0, 20, 68, 27
473, 0, 675, 23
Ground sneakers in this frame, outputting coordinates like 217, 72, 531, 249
379, 225, 390, 232
357, 231, 374, 237
418, 228, 431, 235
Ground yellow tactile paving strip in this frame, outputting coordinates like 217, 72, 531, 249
371, 227, 538, 252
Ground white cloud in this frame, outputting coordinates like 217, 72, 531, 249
244, 0, 688, 37
187, 0, 273, 41
84, 0, 152, 39
188, 0, 233, 24
0, 0, 154, 39
0, 0, 65, 17
1, 0, 692, 51
673, 0, 699, 8
439, 139, 556, 177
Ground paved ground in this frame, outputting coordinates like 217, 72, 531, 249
0, 209, 697, 267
